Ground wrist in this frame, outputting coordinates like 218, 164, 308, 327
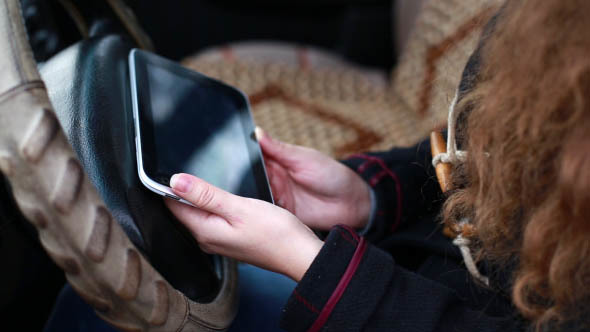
358, 186, 377, 236
282, 234, 323, 282
351, 179, 372, 229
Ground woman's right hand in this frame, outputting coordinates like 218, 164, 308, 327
256, 127, 371, 231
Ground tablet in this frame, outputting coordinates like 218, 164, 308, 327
129, 49, 273, 205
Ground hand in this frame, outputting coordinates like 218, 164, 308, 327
164, 173, 323, 282
256, 127, 371, 231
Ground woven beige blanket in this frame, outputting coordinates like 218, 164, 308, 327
183, 0, 502, 158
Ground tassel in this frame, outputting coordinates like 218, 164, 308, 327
430, 90, 490, 287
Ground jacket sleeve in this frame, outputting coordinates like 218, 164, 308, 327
340, 138, 442, 241
279, 225, 522, 332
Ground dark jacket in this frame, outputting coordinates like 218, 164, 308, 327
278, 140, 525, 331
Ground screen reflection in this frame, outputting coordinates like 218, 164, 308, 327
144, 64, 258, 198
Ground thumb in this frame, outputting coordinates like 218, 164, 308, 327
170, 173, 243, 219
255, 127, 304, 166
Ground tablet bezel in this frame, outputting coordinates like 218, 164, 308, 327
129, 48, 274, 205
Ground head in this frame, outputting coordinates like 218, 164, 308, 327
444, 0, 590, 329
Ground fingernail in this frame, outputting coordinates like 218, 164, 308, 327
254, 126, 265, 142
170, 174, 191, 193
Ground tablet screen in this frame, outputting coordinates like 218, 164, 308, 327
131, 49, 273, 203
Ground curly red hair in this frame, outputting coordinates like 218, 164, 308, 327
444, 0, 590, 330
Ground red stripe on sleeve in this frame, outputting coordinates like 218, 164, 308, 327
338, 224, 360, 242
307, 237, 368, 332
347, 154, 403, 231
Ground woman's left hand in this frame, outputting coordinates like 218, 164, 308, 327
164, 173, 324, 282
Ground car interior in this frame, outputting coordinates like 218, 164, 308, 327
1, 0, 496, 330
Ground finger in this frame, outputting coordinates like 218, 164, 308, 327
266, 159, 298, 211
265, 158, 286, 189
165, 198, 233, 242
169, 173, 244, 220
164, 197, 209, 222
265, 159, 289, 206
256, 126, 306, 167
